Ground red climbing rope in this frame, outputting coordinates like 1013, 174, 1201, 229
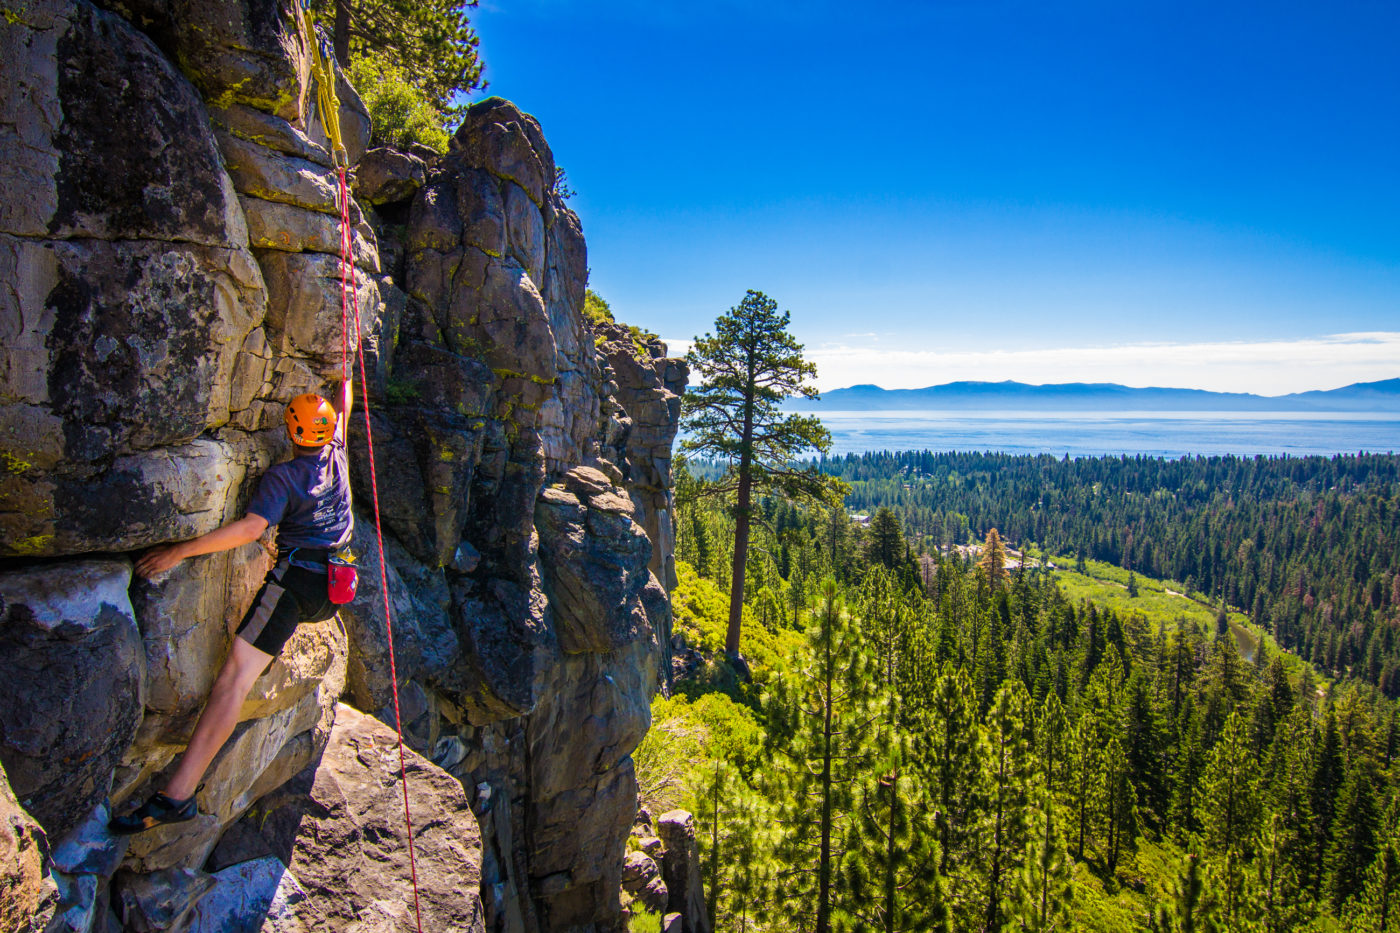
336, 167, 426, 933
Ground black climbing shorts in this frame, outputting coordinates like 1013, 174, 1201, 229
235, 562, 336, 656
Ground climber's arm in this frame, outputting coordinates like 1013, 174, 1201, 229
337, 378, 353, 434
133, 514, 270, 578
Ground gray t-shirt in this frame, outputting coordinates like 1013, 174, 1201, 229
247, 430, 353, 553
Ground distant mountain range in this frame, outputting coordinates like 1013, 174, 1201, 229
785, 378, 1400, 412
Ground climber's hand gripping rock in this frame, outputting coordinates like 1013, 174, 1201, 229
133, 514, 271, 578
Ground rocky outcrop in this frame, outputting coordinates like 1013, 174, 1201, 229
593, 324, 688, 593
0, 0, 266, 558
0, 561, 145, 841
656, 811, 711, 933
355, 147, 430, 206
194, 704, 485, 932
535, 466, 669, 654
355, 97, 682, 933
1, 1, 684, 931
45, 802, 129, 933
622, 809, 709, 933
621, 851, 668, 916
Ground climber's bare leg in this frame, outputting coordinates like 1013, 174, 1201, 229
163, 637, 272, 801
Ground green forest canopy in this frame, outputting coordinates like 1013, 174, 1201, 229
643, 451, 1400, 931
827, 451, 1400, 696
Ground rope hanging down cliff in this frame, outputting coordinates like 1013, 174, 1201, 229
301, 5, 427, 930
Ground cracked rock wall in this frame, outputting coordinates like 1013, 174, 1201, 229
0, 1, 685, 931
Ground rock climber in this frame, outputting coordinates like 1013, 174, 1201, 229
110, 382, 356, 834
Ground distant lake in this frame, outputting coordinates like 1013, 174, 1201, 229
813, 410, 1400, 457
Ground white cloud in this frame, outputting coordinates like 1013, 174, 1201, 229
668, 332, 1400, 396
660, 337, 693, 359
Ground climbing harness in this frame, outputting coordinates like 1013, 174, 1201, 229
301, 5, 426, 928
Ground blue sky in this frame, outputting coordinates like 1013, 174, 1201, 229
471, 1, 1400, 393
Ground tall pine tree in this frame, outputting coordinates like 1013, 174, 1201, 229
681, 290, 841, 658
917, 665, 981, 874
1327, 759, 1382, 909
766, 580, 876, 932
1011, 787, 1074, 933
976, 681, 1036, 932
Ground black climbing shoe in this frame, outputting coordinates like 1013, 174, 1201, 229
108, 792, 198, 835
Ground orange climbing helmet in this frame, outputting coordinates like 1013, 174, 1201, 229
285, 394, 337, 447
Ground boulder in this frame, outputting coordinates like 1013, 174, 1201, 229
0, 560, 144, 841
0, 0, 249, 245
48, 800, 129, 883
1, 436, 250, 558
643, 875, 671, 918
151, 0, 309, 122
112, 866, 216, 933
44, 801, 129, 933
0, 760, 57, 933
452, 98, 555, 208
355, 147, 429, 205
208, 103, 331, 167
183, 855, 309, 933
621, 852, 667, 915
215, 704, 485, 932
338, 517, 460, 714
621, 851, 657, 887
46, 871, 103, 933
216, 131, 340, 213
240, 195, 378, 267
257, 249, 380, 374
656, 811, 711, 933
534, 467, 662, 654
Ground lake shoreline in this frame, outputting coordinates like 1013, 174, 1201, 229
804, 409, 1400, 457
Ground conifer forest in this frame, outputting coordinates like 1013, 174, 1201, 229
640, 453, 1400, 932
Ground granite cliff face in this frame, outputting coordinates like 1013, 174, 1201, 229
0, 2, 686, 930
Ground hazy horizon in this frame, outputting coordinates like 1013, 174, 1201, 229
784, 371, 1400, 398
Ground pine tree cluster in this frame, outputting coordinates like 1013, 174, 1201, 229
829, 452, 1400, 694
658, 461, 1400, 932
